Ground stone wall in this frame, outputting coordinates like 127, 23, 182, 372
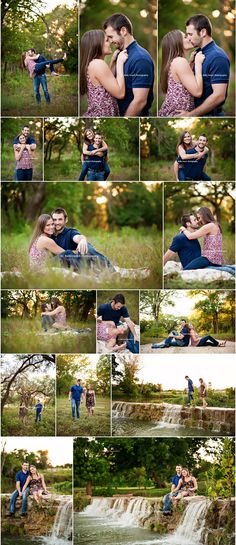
1, 494, 63, 536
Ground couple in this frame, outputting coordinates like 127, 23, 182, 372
97, 293, 139, 353
19, 399, 44, 423
41, 297, 75, 333
80, 13, 154, 117
164, 207, 235, 275
174, 132, 211, 181
78, 129, 110, 181
152, 319, 226, 349
13, 125, 37, 181
69, 379, 96, 420
159, 13, 230, 117
22, 48, 67, 104
8, 462, 48, 517
163, 464, 198, 516
185, 376, 208, 408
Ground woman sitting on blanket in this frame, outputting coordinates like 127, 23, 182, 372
41, 297, 73, 331
188, 323, 226, 348
97, 320, 128, 352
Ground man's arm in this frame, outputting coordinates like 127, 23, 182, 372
16, 480, 22, 496
124, 317, 138, 342
125, 88, 149, 116
163, 249, 176, 265
73, 234, 88, 255
178, 83, 227, 116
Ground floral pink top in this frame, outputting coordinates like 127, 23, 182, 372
158, 70, 194, 117
202, 227, 224, 265
29, 239, 48, 269
16, 149, 33, 170
25, 58, 36, 78
84, 74, 119, 117
54, 307, 66, 325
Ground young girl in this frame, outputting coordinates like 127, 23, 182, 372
78, 128, 110, 181
14, 134, 34, 181
85, 384, 96, 416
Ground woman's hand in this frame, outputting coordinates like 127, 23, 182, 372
111, 49, 120, 64
117, 49, 128, 66
179, 226, 186, 233
195, 51, 205, 65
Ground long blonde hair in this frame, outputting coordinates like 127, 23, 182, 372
29, 214, 52, 252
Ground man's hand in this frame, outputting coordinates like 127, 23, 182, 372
77, 237, 88, 255
19, 491, 23, 497
176, 110, 191, 117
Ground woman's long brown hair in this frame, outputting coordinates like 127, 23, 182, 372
160, 30, 185, 93
21, 52, 27, 70
29, 214, 52, 252
197, 206, 222, 233
176, 131, 193, 154
80, 30, 105, 95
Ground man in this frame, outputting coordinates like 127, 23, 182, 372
177, 135, 211, 181
179, 14, 230, 117
26, 48, 58, 104
97, 293, 138, 343
152, 320, 190, 349
185, 376, 194, 405
35, 399, 43, 423
164, 213, 201, 269
104, 13, 154, 116
162, 464, 183, 516
69, 378, 84, 420
8, 462, 30, 517
13, 125, 37, 150
51, 207, 115, 271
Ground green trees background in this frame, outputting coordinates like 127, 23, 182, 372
44, 117, 139, 181
2, 1, 78, 116
140, 118, 235, 181
158, 0, 235, 116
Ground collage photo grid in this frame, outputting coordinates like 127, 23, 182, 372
1, 1, 235, 545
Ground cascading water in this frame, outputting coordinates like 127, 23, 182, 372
171, 498, 211, 544
160, 404, 182, 426
43, 497, 72, 545
81, 496, 153, 527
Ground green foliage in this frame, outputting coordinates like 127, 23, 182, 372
74, 490, 91, 512
1, 405, 55, 437
205, 438, 235, 499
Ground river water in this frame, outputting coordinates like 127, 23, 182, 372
1, 538, 69, 545
112, 415, 217, 436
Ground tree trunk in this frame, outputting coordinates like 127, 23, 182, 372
25, 182, 45, 222
86, 481, 92, 496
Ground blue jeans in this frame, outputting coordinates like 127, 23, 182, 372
184, 256, 219, 270
34, 58, 64, 74
35, 410, 42, 422
187, 391, 194, 404
16, 168, 32, 181
178, 169, 211, 181
152, 330, 184, 348
208, 265, 235, 276
9, 488, 29, 514
57, 246, 114, 271
33, 74, 50, 103
71, 398, 80, 419
79, 160, 110, 181
163, 491, 178, 512
197, 335, 219, 347
87, 170, 105, 181
41, 315, 54, 331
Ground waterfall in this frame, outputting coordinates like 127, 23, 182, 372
158, 404, 182, 427
82, 496, 153, 527
172, 498, 211, 544
112, 402, 126, 418
43, 497, 72, 544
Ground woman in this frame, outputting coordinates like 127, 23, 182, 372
199, 378, 208, 408
22, 465, 48, 504
174, 131, 208, 181
23, 51, 67, 78
159, 30, 205, 116
14, 134, 33, 181
78, 129, 110, 181
29, 214, 78, 270
80, 29, 128, 117
41, 296, 71, 330
189, 323, 226, 348
97, 320, 128, 352
85, 384, 96, 416
180, 207, 224, 269
172, 468, 197, 504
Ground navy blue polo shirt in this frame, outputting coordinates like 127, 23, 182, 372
13, 136, 36, 145
16, 470, 29, 490
187, 378, 194, 392
172, 474, 182, 488
52, 227, 81, 251
169, 233, 201, 268
71, 384, 84, 401
35, 403, 43, 413
117, 40, 154, 116
194, 41, 230, 112
179, 148, 208, 180
97, 302, 129, 326
181, 326, 190, 347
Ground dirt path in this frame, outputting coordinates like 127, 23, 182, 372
140, 342, 235, 354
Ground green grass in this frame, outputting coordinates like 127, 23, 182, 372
1, 228, 162, 289
1, 404, 55, 436
44, 150, 139, 181
2, 71, 78, 116
1, 149, 43, 181
1, 318, 96, 354
164, 222, 235, 289
56, 396, 111, 436
141, 157, 235, 182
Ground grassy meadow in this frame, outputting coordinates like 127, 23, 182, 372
1, 404, 55, 437
140, 157, 235, 182
56, 396, 111, 436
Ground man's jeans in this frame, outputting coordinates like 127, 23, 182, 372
163, 491, 178, 512
57, 246, 115, 272
35, 410, 42, 422
152, 330, 184, 349
178, 169, 211, 182
33, 74, 50, 103
87, 170, 105, 181
9, 488, 29, 514
41, 315, 54, 331
71, 398, 80, 419
79, 161, 110, 181
187, 391, 194, 404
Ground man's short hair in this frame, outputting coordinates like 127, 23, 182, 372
23, 125, 30, 129
103, 13, 133, 35
181, 319, 186, 323
186, 14, 212, 36
198, 133, 208, 141
113, 293, 125, 305
181, 213, 193, 228
29, 48, 36, 53
52, 207, 68, 219
185, 375, 189, 379
77, 378, 81, 382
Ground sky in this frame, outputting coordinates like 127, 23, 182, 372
1, 437, 73, 466
114, 354, 235, 390
43, 0, 76, 13
140, 291, 202, 320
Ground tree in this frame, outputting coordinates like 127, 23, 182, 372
140, 290, 176, 324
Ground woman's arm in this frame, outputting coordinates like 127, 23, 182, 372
178, 145, 205, 161
40, 474, 48, 492
14, 144, 25, 161
190, 477, 198, 492
180, 223, 214, 239
171, 52, 204, 98
37, 236, 67, 255
89, 52, 128, 99
175, 478, 183, 492
42, 306, 63, 317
